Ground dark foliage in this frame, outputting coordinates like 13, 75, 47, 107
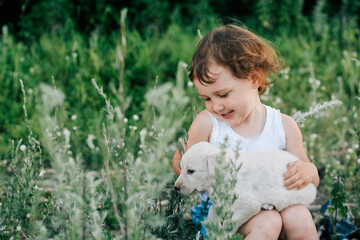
1, 0, 360, 41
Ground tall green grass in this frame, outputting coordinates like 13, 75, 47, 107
0, 6, 359, 239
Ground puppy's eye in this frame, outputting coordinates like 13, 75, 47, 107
187, 169, 195, 175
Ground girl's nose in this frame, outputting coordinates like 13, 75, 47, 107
212, 100, 224, 112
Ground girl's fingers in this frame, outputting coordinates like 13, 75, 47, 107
297, 182, 307, 190
284, 173, 300, 189
283, 162, 298, 180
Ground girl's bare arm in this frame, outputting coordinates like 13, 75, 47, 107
172, 110, 213, 176
281, 114, 320, 189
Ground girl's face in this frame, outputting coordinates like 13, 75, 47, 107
194, 64, 261, 128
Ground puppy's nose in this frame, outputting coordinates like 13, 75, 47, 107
174, 185, 180, 191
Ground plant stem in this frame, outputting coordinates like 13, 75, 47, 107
117, 8, 127, 111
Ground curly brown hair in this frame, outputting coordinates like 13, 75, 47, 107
189, 24, 283, 95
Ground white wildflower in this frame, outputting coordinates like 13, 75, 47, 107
179, 61, 188, 68
351, 57, 360, 66
72, 52, 78, 58
39, 170, 45, 177
129, 126, 138, 131
133, 114, 139, 120
39, 83, 65, 110
63, 128, 70, 138
310, 134, 318, 140
187, 81, 194, 87
117, 141, 124, 148
73, 126, 77, 131
34, 185, 44, 191
197, 29, 203, 38
140, 128, 147, 145
27, 88, 33, 94
124, 118, 128, 123
29, 67, 35, 73
65, 56, 70, 61
158, 128, 164, 136
20, 145, 26, 151
292, 100, 342, 123
17, 226, 21, 231
280, 67, 290, 75
115, 106, 123, 119
140, 128, 147, 137
71, 115, 77, 120
275, 97, 282, 104
87, 134, 96, 149
63, 128, 71, 148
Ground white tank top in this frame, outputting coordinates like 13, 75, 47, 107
209, 105, 286, 152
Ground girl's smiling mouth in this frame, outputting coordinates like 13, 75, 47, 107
221, 110, 234, 119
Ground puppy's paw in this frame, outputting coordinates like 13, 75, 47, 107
261, 203, 274, 210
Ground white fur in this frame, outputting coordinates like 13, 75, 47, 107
174, 142, 317, 234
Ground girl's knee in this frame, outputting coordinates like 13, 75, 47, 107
281, 205, 317, 240
281, 205, 313, 225
261, 210, 283, 231
238, 210, 282, 239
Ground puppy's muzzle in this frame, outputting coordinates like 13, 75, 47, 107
174, 185, 180, 191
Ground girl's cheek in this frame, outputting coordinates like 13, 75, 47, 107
205, 102, 212, 111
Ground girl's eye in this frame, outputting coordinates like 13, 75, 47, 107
219, 92, 229, 98
187, 169, 195, 174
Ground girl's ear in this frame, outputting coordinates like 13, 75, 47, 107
248, 69, 264, 89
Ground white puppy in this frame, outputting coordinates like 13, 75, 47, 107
174, 142, 317, 234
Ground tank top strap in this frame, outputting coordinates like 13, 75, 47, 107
208, 112, 218, 144
263, 105, 286, 150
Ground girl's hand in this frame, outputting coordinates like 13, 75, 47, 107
283, 161, 317, 190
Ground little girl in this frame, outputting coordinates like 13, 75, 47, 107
172, 24, 319, 239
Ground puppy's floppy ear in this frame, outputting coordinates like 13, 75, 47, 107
206, 151, 219, 178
